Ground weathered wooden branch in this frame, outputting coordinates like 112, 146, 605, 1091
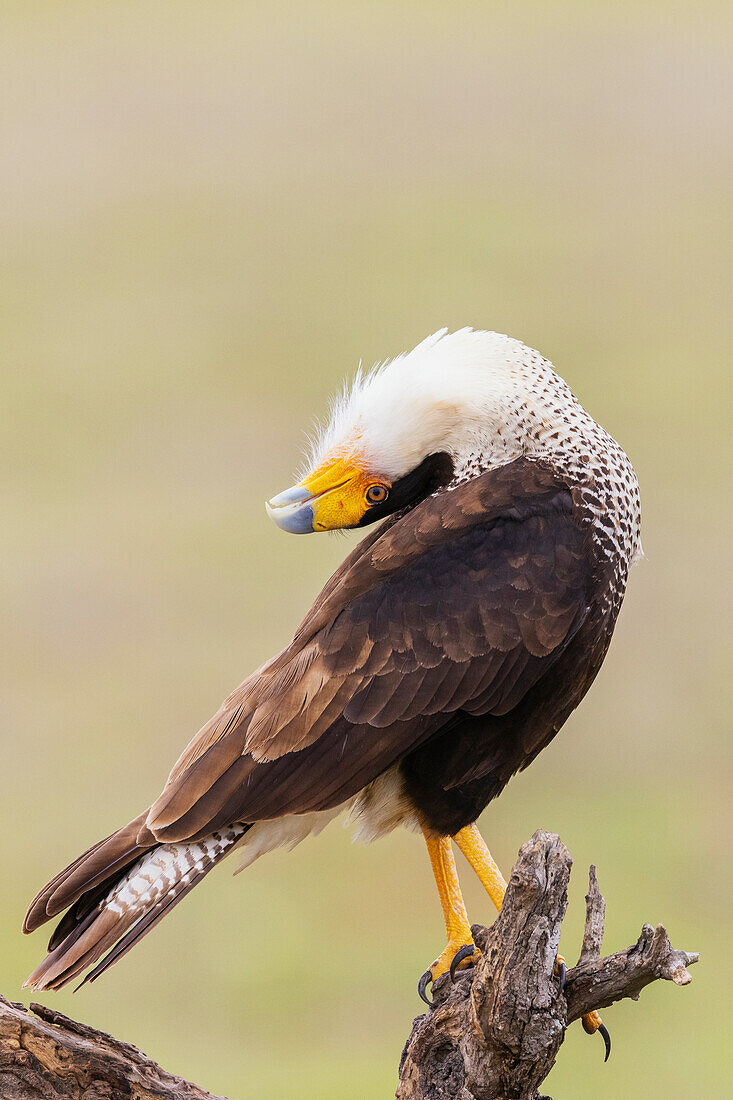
397, 829, 698, 1100
0, 995, 228, 1099
0, 830, 698, 1100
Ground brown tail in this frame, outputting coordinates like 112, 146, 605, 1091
23, 816, 248, 991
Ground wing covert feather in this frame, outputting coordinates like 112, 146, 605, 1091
147, 459, 596, 840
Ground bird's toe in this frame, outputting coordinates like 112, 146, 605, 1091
418, 939, 477, 1006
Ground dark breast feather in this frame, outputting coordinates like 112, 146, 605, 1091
146, 457, 611, 843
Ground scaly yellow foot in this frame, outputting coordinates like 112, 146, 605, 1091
582, 1009, 611, 1061
418, 938, 477, 1005
419, 829, 477, 1005
555, 955, 611, 1060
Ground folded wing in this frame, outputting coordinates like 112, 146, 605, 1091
146, 457, 594, 842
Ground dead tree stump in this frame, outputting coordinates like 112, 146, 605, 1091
0, 830, 697, 1099
397, 829, 698, 1100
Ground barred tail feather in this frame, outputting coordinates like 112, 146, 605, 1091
23, 824, 248, 992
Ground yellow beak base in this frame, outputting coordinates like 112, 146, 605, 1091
266, 457, 388, 533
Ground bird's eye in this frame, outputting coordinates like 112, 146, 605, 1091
365, 484, 389, 505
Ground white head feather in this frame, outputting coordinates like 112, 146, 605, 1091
298, 327, 641, 568
305, 328, 575, 481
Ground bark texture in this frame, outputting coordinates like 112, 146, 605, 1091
396, 830, 698, 1100
0, 996, 226, 1099
1, 831, 697, 1100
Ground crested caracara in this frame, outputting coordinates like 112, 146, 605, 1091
23, 329, 641, 1049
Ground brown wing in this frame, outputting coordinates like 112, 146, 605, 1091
145, 458, 596, 843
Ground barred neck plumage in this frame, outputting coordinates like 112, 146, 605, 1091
440, 338, 642, 576
309, 327, 641, 573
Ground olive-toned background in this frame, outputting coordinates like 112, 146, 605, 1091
3, 3, 731, 1097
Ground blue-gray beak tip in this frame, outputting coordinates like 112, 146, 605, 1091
265, 487, 316, 534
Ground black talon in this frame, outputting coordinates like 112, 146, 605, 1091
556, 959, 567, 992
449, 944, 475, 982
599, 1022, 611, 1062
417, 969, 434, 1006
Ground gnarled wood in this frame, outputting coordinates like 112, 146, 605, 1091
0, 995, 227, 1099
397, 829, 698, 1100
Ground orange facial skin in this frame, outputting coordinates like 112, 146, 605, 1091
300, 456, 390, 531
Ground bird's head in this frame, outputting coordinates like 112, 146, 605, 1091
266, 328, 569, 534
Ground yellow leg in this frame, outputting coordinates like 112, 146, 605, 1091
453, 822, 610, 1056
419, 827, 475, 1003
453, 823, 507, 911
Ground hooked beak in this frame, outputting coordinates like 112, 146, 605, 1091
266, 456, 389, 534
265, 484, 316, 534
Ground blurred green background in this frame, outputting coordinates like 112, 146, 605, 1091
2, 3, 731, 1097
